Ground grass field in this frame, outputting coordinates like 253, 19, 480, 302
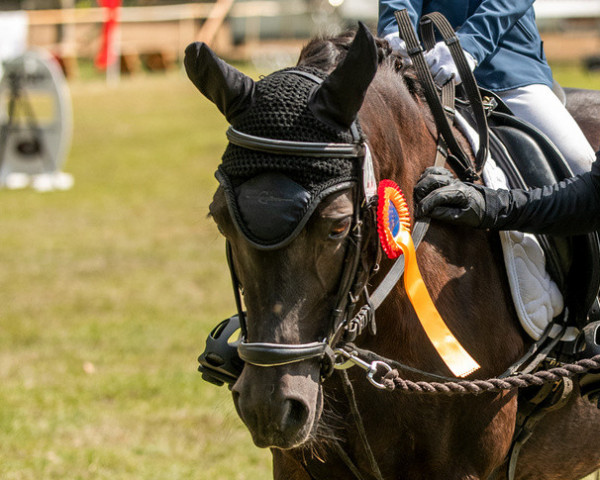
0, 70, 271, 479
1, 60, 599, 479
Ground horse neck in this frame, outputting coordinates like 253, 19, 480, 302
362, 70, 437, 204
359, 74, 526, 378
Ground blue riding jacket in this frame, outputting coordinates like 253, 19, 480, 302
377, 0, 554, 92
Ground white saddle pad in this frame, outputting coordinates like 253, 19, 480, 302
454, 114, 574, 341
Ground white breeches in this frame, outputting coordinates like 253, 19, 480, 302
496, 84, 595, 175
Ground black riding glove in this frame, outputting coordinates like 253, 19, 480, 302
415, 157, 600, 235
414, 167, 489, 228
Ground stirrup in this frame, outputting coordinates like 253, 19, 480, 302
575, 321, 600, 360
198, 314, 244, 388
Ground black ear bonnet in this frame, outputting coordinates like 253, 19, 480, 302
217, 67, 362, 249
185, 24, 378, 249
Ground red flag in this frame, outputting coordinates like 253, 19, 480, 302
95, 0, 121, 70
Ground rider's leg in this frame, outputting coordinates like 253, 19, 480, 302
496, 83, 595, 175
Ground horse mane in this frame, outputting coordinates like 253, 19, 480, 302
296, 29, 425, 100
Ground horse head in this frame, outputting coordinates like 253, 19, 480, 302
185, 24, 389, 449
186, 21, 485, 453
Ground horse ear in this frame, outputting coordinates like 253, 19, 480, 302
309, 22, 378, 130
184, 42, 255, 123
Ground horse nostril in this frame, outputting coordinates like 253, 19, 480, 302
281, 398, 309, 434
231, 389, 244, 418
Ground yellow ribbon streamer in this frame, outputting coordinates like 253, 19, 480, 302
394, 228, 480, 378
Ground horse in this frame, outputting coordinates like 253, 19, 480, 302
187, 24, 600, 480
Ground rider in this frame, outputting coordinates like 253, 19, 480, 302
377, 0, 596, 175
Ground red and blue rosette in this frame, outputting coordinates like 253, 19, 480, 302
374, 179, 480, 378
376, 180, 411, 259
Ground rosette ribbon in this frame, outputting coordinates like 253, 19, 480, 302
377, 180, 480, 378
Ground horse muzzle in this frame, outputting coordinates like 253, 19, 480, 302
232, 362, 323, 449
198, 314, 332, 448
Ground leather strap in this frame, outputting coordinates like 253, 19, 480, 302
507, 375, 573, 480
238, 340, 330, 366
394, 9, 477, 181
418, 12, 489, 174
226, 127, 365, 158
226, 241, 248, 338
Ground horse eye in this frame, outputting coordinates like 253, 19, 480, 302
329, 218, 352, 239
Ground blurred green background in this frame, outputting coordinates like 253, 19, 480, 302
1, 61, 599, 479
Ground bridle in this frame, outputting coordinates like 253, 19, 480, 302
210, 7, 490, 382
224, 101, 379, 379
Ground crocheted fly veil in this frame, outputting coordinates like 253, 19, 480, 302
217, 67, 361, 248
184, 23, 378, 249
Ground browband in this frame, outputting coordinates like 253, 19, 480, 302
226, 127, 366, 158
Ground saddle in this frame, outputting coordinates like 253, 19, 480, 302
479, 92, 600, 330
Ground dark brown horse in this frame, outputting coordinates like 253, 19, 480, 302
188, 25, 600, 480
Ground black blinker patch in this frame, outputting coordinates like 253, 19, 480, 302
234, 173, 311, 243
